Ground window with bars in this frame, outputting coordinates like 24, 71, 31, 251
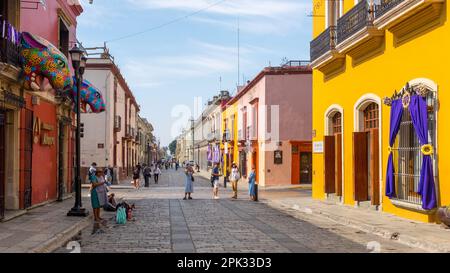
332, 112, 342, 134
393, 91, 437, 206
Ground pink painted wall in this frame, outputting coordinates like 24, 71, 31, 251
265, 73, 312, 141
20, 0, 82, 64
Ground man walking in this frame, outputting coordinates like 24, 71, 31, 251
211, 163, 221, 199
153, 164, 161, 184
143, 164, 152, 187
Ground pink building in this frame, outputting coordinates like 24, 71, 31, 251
228, 63, 312, 187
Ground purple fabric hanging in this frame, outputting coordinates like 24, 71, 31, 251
213, 145, 220, 163
207, 144, 212, 161
409, 95, 437, 210
385, 99, 403, 198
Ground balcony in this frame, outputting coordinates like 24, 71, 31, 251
310, 26, 345, 70
373, 0, 444, 37
335, 0, 384, 58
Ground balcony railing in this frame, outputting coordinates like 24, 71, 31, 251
0, 39, 20, 67
310, 26, 337, 62
337, 0, 373, 44
374, 0, 405, 18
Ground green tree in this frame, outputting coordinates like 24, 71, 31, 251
169, 139, 177, 155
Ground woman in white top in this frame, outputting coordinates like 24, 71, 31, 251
153, 165, 161, 184
229, 163, 240, 199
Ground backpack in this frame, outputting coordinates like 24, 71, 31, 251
116, 206, 127, 224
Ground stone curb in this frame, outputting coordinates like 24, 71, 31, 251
264, 199, 450, 253
28, 215, 93, 253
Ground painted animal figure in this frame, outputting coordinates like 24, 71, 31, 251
70, 77, 106, 113
20, 32, 73, 91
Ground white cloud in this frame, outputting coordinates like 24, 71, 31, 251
126, 0, 311, 35
127, 0, 309, 18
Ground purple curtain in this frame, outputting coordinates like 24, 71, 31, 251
409, 95, 437, 210
213, 145, 220, 163
385, 99, 404, 198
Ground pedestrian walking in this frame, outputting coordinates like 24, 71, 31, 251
132, 165, 141, 189
211, 163, 221, 199
183, 163, 194, 200
143, 164, 152, 187
90, 168, 107, 225
88, 162, 97, 182
153, 164, 161, 184
230, 162, 241, 199
104, 165, 113, 187
248, 166, 257, 201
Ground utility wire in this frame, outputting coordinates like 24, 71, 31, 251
105, 0, 229, 43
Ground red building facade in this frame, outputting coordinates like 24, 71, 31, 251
18, 1, 83, 208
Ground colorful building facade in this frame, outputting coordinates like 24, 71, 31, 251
310, 0, 448, 222
224, 63, 313, 187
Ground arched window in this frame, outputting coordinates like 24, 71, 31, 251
394, 89, 437, 205
363, 103, 379, 130
332, 112, 342, 134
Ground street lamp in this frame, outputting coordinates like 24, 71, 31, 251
67, 44, 89, 217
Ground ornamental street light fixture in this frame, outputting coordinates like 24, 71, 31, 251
67, 44, 89, 217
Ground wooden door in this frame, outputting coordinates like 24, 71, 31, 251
370, 129, 380, 205
23, 109, 33, 208
353, 132, 368, 201
57, 122, 65, 201
300, 152, 312, 183
0, 110, 5, 219
291, 144, 300, 184
324, 136, 336, 193
335, 133, 342, 196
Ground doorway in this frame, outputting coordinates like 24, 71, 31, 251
353, 102, 380, 205
57, 122, 65, 201
300, 152, 312, 183
0, 110, 5, 219
324, 111, 343, 196
22, 109, 33, 209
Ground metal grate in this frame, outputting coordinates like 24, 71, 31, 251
392, 92, 436, 205
374, 0, 405, 19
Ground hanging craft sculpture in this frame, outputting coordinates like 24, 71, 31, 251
69, 77, 106, 113
20, 32, 73, 91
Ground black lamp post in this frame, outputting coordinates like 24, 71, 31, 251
67, 44, 89, 217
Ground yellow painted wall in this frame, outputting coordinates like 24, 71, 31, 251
312, 0, 449, 222
221, 103, 239, 176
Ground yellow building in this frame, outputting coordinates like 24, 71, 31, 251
311, 0, 448, 223
221, 100, 239, 178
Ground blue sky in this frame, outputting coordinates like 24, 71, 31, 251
77, 0, 312, 146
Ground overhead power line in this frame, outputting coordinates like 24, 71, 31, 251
105, 0, 229, 43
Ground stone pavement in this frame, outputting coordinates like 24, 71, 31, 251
55, 168, 424, 253
264, 193, 450, 252
0, 196, 93, 253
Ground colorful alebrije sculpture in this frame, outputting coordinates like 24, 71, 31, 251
20, 32, 73, 91
70, 77, 106, 113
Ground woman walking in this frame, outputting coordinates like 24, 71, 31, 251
230, 163, 240, 199
132, 165, 141, 189
184, 163, 194, 200
248, 166, 257, 201
153, 164, 161, 184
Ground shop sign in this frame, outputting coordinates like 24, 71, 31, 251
33, 117, 55, 146
313, 141, 324, 153
274, 150, 283, 164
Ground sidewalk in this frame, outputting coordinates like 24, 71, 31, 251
0, 195, 93, 253
263, 194, 450, 253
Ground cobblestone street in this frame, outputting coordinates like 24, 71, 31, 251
56, 168, 424, 253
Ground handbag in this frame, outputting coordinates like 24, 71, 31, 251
116, 207, 127, 224
191, 174, 195, 182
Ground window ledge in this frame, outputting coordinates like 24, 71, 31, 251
390, 198, 436, 214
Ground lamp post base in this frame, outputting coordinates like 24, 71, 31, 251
67, 207, 89, 217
